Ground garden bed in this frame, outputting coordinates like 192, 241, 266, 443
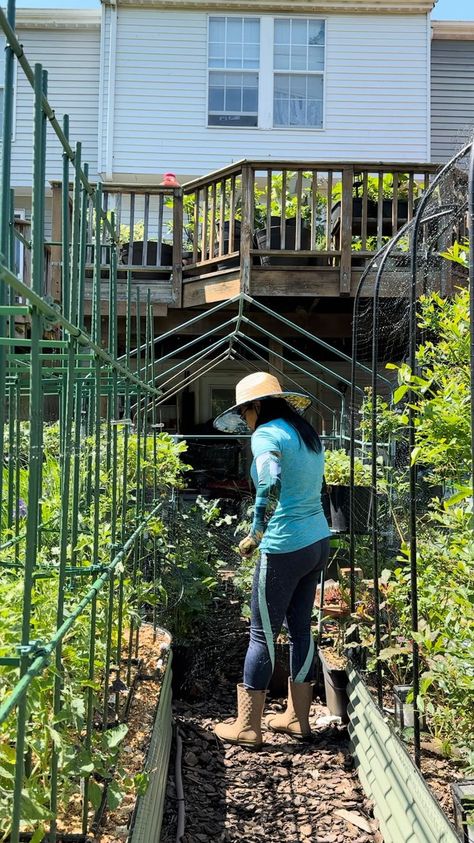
54, 625, 172, 842
347, 665, 460, 843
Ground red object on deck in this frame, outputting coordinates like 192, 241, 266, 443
161, 172, 180, 187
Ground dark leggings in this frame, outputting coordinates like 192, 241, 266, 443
243, 538, 330, 690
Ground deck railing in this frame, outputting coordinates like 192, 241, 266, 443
181, 160, 438, 293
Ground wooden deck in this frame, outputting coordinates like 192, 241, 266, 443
47, 160, 440, 310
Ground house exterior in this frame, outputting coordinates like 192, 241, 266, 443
2, 0, 472, 444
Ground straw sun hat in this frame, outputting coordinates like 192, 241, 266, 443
213, 372, 312, 434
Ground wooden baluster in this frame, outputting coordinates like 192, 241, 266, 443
202, 187, 208, 261
210, 181, 217, 262
143, 193, 149, 266
157, 194, 164, 266
295, 170, 302, 251
340, 166, 353, 294
229, 175, 236, 253
311, 169, 318, 253
266, 169, 272, 250
240, 164, 253, 295
219, 178, 225, 257
361, 171, 368, 252
408, 172, 415, 222
128, 193, 135, 266
326, 169, 333, 252
377, 172, 384, 249
392, 172, 399, 237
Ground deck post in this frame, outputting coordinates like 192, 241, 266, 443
340, 165, 354, 294
172, 187, 183, 307
240, 163, 253, 295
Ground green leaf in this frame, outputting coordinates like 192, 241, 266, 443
105, 723, 128, 749
20, 790, 50, 821
88, 779, 103, 811
107, 778, 124, 811
30, 828, 46, 843
393, 384, 408, 404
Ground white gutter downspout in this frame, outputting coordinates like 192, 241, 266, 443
426, 12, 431, 162
105, 0, 117, 181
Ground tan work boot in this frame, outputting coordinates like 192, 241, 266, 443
266, 678, 313, 740
214, 684, 266, 750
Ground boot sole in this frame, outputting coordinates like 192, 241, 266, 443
266, 723, 312, 741
214, 734, 262, 750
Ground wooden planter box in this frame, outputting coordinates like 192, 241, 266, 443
129, 643, 173, 843
347, 664, 459, 843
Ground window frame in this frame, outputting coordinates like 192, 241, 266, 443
206, 14, 261, 130
206, 14, 326, 132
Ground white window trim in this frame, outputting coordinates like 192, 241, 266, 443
206, 14, 327, 131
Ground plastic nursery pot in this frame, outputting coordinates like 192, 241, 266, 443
393, 684, 426, 731
319, 648, 349, 723
328, 485, 372, 534
451, 780, 474, 843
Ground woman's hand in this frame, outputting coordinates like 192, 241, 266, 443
238, 533, 261, 557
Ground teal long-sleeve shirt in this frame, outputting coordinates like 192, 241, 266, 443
249, 418, 331, 554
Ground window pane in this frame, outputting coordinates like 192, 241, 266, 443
274, 74, 289, 96
306, 98, 323, 127
209, 43, 225, 68
227, 17, 243, 42
243, 86, 258, 112
274, 19, 290, 45
309, 20, 325, 45
209, 17, 225, 43
210, 71, 226, 87
274, 98, 289, 126
209, 86, 225, 111
292, 19, 307, 45
244, 18, 260, 44
308, 46, 324, 71
290, 45, 307, 71
290, 75, 306, 98
307, 75, 323, 98
289, 96, 306, 126
227, 42, 242, 65
274, 44, 290, 70
225, 85, 242, 112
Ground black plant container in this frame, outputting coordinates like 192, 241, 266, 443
328, 485, 372, 534
319, 649, 349, 723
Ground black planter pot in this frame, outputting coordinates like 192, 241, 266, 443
255, 216, 311, 266
328, 485, 372, 534
319, 649, 349, 722
120, 240, 173, 275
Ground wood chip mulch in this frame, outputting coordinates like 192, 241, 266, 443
161, 684, 382, 843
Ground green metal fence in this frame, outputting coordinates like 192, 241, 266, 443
0, 5, 184, 840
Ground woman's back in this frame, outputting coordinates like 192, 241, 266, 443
250, 418, 330, 554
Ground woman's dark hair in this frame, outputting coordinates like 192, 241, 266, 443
254, 397, 322, 453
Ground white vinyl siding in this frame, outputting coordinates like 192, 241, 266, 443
103, 8, 430, 180
431, 39, 474, 163
10, 25, 100, 187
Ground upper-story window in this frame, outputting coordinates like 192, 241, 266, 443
208, 16, 260, 127
274, 18, 325, 128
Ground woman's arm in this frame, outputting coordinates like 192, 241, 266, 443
239, 449, 281, 556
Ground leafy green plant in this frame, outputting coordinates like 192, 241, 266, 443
324, 448, 372, 487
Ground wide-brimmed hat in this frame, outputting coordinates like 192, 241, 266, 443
213, 372, 312, 434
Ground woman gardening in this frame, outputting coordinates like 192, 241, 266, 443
213, 372, 330, 749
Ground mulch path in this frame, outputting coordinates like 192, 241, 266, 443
160, 685, 382, 843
